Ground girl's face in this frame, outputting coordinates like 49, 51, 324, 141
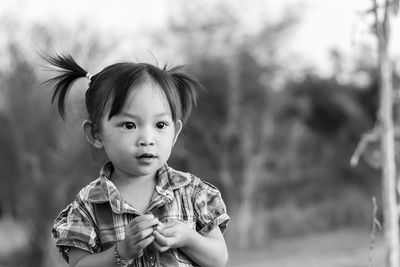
97, 81, 182, 180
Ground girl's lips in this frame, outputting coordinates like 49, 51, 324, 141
136, 154, 157, 165
136, 153, 157, 159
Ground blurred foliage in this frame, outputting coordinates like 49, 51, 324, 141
0, 1, 386, 266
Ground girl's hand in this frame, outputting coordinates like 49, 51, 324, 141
118, 214, 160, 259
152, 220, 193, 252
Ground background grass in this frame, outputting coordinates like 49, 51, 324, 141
228, 228, 384, 267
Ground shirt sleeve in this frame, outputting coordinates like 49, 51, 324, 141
52, 198, 100, 263
193, 180, 230, 235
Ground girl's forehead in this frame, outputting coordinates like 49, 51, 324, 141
123, 81, 171, 114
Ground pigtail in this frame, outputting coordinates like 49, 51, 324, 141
42, 53, 88, 119
167, 66, 202, 123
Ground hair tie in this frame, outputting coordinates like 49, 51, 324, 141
85, 72, 93, 81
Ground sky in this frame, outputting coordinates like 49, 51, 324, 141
0, 0, 399, 76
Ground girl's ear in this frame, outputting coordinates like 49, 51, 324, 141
173, 120, 183, 145
82, 120, 103, 148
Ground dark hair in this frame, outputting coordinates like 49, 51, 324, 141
43, 53, 200, 129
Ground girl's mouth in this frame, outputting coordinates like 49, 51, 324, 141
137, 153, 157, 159
136, 153, 157, 165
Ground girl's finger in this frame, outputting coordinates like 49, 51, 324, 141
129, 214, 155, 224
131, 235, 155, 257
154, 226, 175, 238
136, 235, 155, 250
160, 221, 174, 228
152, 240, 169, 253
130, 218, 160, 232
131, 227, 155, 242
152, 230, 169, 246
156, 221, 165, 230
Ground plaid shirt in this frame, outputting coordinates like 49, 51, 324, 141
52, 162, 229, 267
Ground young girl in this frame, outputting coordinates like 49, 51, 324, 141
45, 54, 229, 267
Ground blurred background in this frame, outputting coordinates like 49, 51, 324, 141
1, 0, 399, 266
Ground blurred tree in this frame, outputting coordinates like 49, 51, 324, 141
162, 0, 380, 248
0, 42, 57, 266
370, 0, 399, 266
163, 0, 300, 248
351, 1, 400, 266
0, 18, 117, 266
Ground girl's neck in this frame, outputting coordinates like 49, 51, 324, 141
111, 170, 157, 213
111, 170, 157, 187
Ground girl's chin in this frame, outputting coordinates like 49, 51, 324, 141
130, 163, 162, 175
136, 157, 157, 166
114, 160, 165, 176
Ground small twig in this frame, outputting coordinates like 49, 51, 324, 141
368, 196, 382, 267
350, 127, 380, 167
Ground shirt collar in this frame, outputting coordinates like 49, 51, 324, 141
86, 162, 121, 205
86, 162, 191, 213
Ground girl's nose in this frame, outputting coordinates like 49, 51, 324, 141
137, 138, 155, 146
137, 129, 155, 146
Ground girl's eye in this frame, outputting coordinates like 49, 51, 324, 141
156, 122, 168, 129
122, 122, 136, 130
